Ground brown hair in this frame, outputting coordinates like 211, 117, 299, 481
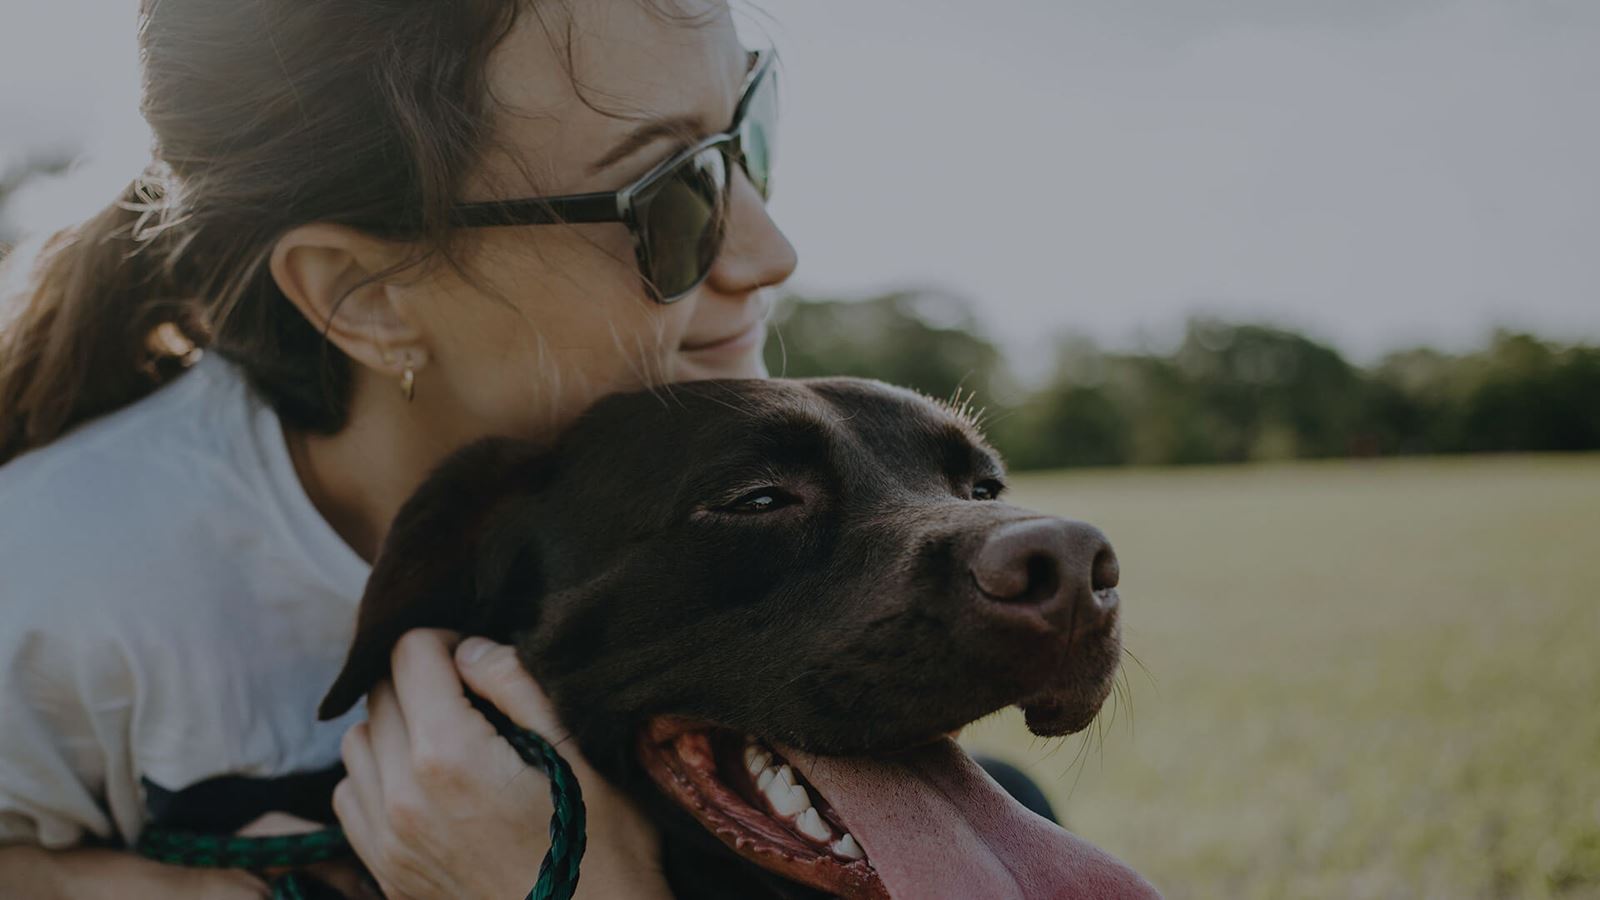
0, 0, 525, 465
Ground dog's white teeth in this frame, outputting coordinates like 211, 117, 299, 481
832, 833, 865, 860
796, 806, 833, 842
743, 746, 772, 775
775, 765, 798, 789
759, 770, 784, 804
765, 776, 810, 817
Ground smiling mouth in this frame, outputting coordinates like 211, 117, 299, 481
639, 719, 885, 898
680, 318, 763, 353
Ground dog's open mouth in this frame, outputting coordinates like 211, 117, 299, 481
639, 719, 885, 897
638, 717, 1158, 899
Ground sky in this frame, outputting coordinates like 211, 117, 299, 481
3, 0, 1597, 365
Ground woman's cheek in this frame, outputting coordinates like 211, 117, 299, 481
418, 238, 692, 433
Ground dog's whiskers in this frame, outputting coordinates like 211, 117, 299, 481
1113, 666, 1137, 740
1121, 646, 1156, 687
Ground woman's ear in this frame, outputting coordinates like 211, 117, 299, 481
319, 437, 550, 720
269, 223, 426, 372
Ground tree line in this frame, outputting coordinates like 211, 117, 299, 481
764, 291, 1600, 470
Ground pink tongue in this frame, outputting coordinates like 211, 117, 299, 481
777, 739, 1159, 900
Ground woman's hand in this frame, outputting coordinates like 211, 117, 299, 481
333, 629, 670, 900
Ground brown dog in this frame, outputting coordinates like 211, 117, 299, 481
320, 378, 1158, 899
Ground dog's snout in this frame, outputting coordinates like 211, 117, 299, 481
970, 519, 1120, 638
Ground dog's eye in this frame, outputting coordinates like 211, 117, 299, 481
719, 488, 799, 514
972, 479, 1005, 501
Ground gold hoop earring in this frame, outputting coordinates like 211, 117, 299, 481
400, 367, 416, 403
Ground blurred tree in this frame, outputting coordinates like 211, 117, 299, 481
1367, 347, 1473, 454
1172, 319, 1368, 461
1003, 321, 1371, 467
763, 289, 1011, 410
1460, 332, 1600, 452
992, 382, 1131, 468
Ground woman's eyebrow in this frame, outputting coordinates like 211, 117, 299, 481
587, 52, 757, 177
588, 114, 708, 176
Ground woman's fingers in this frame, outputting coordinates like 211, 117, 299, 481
328, 627, 669, 897
338, 721, 384, 828
364, 683, 411, 791
329, 628, 563, 898
336, 717, 406, 898
389, 630, 495, 755
366, 679, 457, 848
384, 629, 562, 746
454, 637, 568, 742
451, 636, 672, 897
332, 776, 397, 900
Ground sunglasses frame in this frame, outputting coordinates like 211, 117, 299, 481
449, 48, 777, 303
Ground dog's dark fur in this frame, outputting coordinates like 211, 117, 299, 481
321, 378, 1121, 899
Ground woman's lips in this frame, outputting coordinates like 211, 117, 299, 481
680, 318, 765, 354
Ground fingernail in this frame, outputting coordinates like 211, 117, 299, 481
457, 637, 495, 665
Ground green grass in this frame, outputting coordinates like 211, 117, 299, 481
958, 454, 1600, 900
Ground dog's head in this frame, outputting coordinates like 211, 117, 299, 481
320, 378, 1155, 899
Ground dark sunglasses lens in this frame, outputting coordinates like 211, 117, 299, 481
740, 69, 778, 198
639, 148, 727, 300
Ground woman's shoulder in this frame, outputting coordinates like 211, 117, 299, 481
0, 353, 253, 497
0, 353, 347, 622
2, 355, 247, 524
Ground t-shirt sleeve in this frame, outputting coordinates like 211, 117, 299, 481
0, 626, 124, 848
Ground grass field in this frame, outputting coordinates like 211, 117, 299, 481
958, 454, 1600, 900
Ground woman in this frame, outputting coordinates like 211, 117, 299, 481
0, 0, 793, 896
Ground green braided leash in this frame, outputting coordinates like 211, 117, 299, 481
135, 691, 586, 900
466, 693, 588, 900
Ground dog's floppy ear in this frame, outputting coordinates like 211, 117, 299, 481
318, 437, 548, 720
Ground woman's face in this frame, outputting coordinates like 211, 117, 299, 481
399, 0, 796, 442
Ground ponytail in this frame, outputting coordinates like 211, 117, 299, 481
0, 177, 206, 466
0, 0, 529, 467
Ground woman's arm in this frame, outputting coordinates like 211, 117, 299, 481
0, 845, 268, 900
0, 624, 267, 899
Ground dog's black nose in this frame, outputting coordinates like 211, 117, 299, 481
970, 518, 1120, 639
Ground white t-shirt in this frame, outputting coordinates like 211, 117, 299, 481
0, 353, 371, 848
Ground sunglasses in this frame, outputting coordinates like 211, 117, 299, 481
450, 48, 778, 303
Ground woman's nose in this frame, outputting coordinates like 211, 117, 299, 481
705, 171, 798, 296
